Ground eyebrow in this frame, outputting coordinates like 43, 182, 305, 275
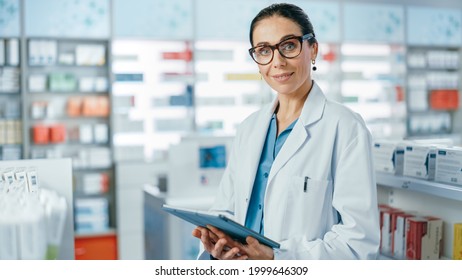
254, 34, 299, 47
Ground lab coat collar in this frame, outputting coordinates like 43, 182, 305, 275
299, 81, 326, 127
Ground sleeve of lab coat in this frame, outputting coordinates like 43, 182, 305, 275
274, 123, 380, 260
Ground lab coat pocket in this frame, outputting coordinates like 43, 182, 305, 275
283, 176, 331, 237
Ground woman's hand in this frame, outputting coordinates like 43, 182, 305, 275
192, 225, 248, 260
192, 226, 274, 260
238, 236, 274, 260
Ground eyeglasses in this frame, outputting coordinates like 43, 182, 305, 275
248, 33, 314, 65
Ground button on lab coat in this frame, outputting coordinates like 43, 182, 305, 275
198, 82, 380, 259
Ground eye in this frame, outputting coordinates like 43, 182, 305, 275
256, 46, 272, 56
280, 40, 297, 52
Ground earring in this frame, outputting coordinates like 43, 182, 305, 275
311, 60, 317, 71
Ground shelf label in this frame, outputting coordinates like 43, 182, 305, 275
401, 181, 411, 189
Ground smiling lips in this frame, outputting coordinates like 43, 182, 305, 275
272, 72, 294, 82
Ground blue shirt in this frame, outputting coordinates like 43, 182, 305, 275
244, 113, 298, 234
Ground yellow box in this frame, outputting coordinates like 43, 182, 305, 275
454, 223, 462, 260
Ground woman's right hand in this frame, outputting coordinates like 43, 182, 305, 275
192, 226, 248, 260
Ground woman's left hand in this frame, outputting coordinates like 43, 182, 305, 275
206, 226, 274, 260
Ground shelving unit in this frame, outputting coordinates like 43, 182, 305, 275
376, 172, 462, 259
22, 38, 116, 245
194, 40, 267, 135
0, 38, 22, 160
340, 43, 407, 139
405, 46, 459, 136
112, 40, 195, 161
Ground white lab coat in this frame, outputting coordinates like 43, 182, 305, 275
198, 82, 380, 259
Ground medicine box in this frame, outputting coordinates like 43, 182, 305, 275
392, 212, 415, 259
373, 141, 396, 174
435, 147, 462, 186
403, 144, 436, 180
454, 223, 462, 260
74, 198, 109, 234
373, 140, 406, 175
405, 216, 443, 260
381, 207, 404, 256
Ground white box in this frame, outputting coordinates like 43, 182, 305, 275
403, 144, 437, 180
435, 147, 462, 186
94, 77, 108, 92
79, 124, 93, 144
373, 140, 406, 175
28, 75, 47, 92
93, 124, 108, 144
6, 39, 19, 66
373, 140, 396, 174
79, 77, 94, 92
75, 197, 108, 216
76, 44, 106, 66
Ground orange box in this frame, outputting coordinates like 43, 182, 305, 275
32, 125, 49, 144
75, 234, 117, 260
82, 96, 109, 117
49, 124, 66, 143
430, 89, 459, 110
82, 97, 97, 116
67, 97, 82, 117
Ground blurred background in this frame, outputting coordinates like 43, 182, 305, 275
0, 0, 461, 261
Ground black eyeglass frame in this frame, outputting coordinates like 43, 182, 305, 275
248, 33, 314, 65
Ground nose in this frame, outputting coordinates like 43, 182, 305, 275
272, 49, 287, 67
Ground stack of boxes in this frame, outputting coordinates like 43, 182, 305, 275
374, 139, 462, 259
378, 205, 443, 260
74, 198, 109, 234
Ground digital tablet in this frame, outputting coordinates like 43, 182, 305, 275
162, 204, 280, 249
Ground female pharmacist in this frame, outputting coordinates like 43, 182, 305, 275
192, 3, 380, 260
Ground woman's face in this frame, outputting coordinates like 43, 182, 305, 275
252, 16, 317, 97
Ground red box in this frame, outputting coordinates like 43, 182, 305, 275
75, 234, 117, 260
430, 89, 459, 110
406, 216, 443, 260
49, 124, 66, 143
32, 125, 49, 144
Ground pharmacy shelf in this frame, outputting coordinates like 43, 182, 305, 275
376, 172, 462, 202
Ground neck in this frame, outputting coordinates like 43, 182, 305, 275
276, 80, 314, 121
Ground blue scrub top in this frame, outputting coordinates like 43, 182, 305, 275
244, 113, 298, 234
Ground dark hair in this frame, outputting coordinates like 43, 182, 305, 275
249, 3, 317, 46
